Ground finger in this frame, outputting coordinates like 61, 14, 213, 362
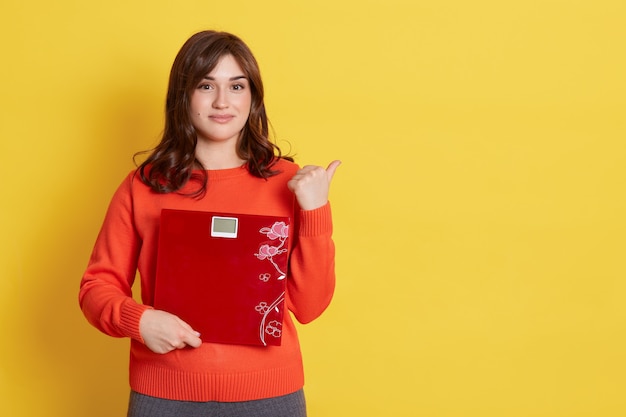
181, 330, 203, 348
176, 318, 203, 348
295, 165, 317, 176
177, 317, 197, 333
173, 340, 188, 350
326, 160, 342, 182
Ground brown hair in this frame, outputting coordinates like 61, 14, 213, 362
136, 30, 290, 196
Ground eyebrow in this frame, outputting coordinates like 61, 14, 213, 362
203, 75, 248, 81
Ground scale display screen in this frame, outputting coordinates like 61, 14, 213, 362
211, 216, 239, 238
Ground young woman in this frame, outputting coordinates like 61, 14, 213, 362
79, 30, 340, 417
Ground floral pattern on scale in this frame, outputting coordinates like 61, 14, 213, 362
255, 221, 289, 280
254, 221, 289, 345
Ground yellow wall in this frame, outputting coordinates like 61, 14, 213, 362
1, 1, 625, 416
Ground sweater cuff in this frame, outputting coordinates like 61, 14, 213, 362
298, 202, 333, 237
120, 299, 151, 342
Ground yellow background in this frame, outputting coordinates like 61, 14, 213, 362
1, 1, 625, 416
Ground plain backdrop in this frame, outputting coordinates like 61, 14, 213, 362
1, 1, 625, 416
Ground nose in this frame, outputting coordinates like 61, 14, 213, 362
212, 88, 228, 109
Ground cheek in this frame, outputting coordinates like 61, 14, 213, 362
189, 94, 201, 114
242, 95, 252, 116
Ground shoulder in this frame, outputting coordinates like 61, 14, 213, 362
110, 169, 153, 201
273, 157, 300, 176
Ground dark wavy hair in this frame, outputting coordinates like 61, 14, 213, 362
135, 30, 291, 196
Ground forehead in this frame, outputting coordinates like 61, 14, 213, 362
206, 54, 246, 78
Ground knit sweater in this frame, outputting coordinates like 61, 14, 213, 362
79, 159, 336, 402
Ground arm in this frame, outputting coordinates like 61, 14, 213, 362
78, 174, 147, 341
286, 161, 341, 323
286, 203, 336, 323
78, 174, 201, 352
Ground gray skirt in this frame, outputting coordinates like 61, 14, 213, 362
127, 389, 306, 417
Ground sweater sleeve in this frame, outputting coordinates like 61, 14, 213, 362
78, 174, 149, 342
286, 202, 336, 324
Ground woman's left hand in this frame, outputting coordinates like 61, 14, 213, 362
288, 160, 341, 210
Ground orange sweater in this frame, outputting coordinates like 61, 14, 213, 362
79, 159, 336, 402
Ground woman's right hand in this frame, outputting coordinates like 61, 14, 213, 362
139, 309, 202, 354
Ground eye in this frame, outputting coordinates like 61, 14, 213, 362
232, 83, 245, 91
197, 83, 213, 90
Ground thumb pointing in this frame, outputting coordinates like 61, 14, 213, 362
326, 160, 342, 182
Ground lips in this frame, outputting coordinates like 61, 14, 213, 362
209, 114, 235, 123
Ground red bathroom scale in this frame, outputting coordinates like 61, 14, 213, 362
154, 209, 291, 346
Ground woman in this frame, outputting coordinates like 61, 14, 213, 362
79, 30, 339, 417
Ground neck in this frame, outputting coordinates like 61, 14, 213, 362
195, 140, 246, 170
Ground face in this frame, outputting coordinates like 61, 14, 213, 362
190, 54, 252, 146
